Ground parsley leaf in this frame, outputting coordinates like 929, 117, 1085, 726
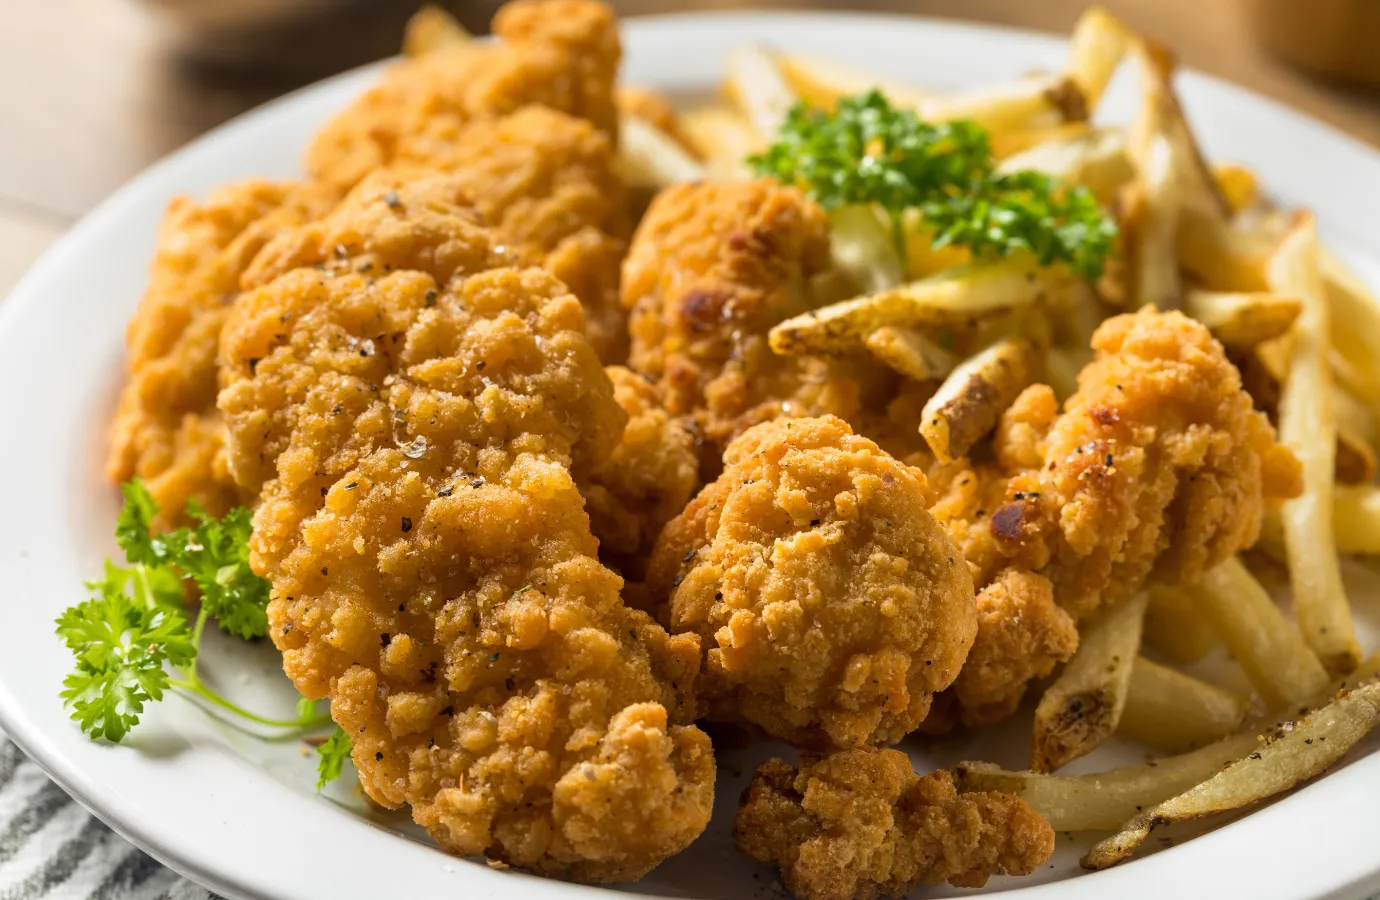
55, 583, 195, 742
749, 89, 1117, 280
113, 480, 164, 567
162, 502, 268, 640
316, 727, 353, 790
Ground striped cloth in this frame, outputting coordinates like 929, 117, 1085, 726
0, 736, 217, 900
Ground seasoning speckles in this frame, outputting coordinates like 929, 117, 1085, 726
401, 517, 413, 533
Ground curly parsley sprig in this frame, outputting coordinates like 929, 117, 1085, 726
748, 90, 1117, 281
57, 480, 332, 743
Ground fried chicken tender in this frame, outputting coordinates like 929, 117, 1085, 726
306, 0, 619, 192
396, 106, 631, 362
734, 750, 1055, 900
647, 416, 976, 749
218, 171, 713, 881
106, 180, 337, 530
624, 181, 876, 455
583, 366, 698, 581
927, 309, 1300, 728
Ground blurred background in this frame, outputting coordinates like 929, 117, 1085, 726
1, 0, 1378, 297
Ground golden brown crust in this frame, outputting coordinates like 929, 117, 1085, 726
952, 568, 1078, 727
734, 750, 1055, 900
305, 0, 619, 192
623, 181, 876, 454
217, 175, 712, 882
106, 179, 337, 530
582, 366, 699, 582
648, 416, 976, 749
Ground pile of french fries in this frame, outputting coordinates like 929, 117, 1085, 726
619, 6, 1380, 869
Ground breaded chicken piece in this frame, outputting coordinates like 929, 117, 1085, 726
583, 366, 698, 582
952, 568, 1077, 728
926, 310, 1300, 729
218, 172, 713, 881
106, 180, 337, 530
734, 750, 1054, 900
647, 416, 976, 749
624, 181, 879, 456
995, 308, 1303, 618
393, 106, 632, 362
306, 0, 619, 192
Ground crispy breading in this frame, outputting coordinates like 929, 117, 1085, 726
306, 0, 619, 192
395, 106, 631, 362
583, 365, 699, 581
624, 181, 880, 455
734, 750, 1054, 900
998, 308, 1303, 618
106, 179, 337, 530
218, 172, 713, 881
952, 568, 1078, 727
647, 416, 975, 749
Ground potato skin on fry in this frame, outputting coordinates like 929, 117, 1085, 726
736, 750, 1054, 900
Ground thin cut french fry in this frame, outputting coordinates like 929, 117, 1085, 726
1083, 680, 1380, 868
769, 257, 1070, 356
1183, 288, 1302, 348
956, 731, 1260, 833
1117, 656, 1249, 753
919, 338, 1039, 463
1142, 584, 1218, 664
1031, 592, 1148, 773
1323, 247, 1380, 408
774, 53, 932, 111
917, 75, 1086, 134
827, 205, 905, 295
680, 106, 757, 180
990, 122, 1092, 160
1269, 213, 1361, 674
995, 127, 1135, 201
1332, 485, 1380, 555
1065, 6, 1137, 111
1191, 556, 1330, 709
1213, 163, 1259, 214
1122, 134, 1181, 309
864, 326, 959, 383
615, 115, 706, 191
724, 44, 797, 141
1175, 213, 1273, 291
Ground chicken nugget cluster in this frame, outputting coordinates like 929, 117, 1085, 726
219, 172, 713, 880
101, 0, 1314, 895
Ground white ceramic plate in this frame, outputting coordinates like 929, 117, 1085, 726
3, 11, 1380, 900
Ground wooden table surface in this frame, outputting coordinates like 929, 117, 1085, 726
2, 0, 1378, 298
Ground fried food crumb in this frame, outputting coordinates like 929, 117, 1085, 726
735, 750, 1054, 900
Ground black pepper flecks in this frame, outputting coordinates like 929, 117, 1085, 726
401, 517, 413, 533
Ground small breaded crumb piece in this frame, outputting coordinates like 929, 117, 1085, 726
648, 416, 976, 749
735, 750, 1054, 900
953, 568, 1078, 727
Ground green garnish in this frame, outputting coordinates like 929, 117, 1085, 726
748, 89, 1117, 280
56, 480, 331, 743
316, 727, 353, 790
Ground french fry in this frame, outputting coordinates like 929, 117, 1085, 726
680, 106, 757, 180
1065, 6, 1137, 111
1183, 288, 1302, 348
995, 127, 1135, 201
1083, 680, 1380, 868
1121, 134, 1181, 309
956, 731, 1260, 832
1323, 247, 1380, 408
402, 5, 470, 57
827, 205, 905, 295
1031, 592, 1148, 773
1191, 556, 1330, 709
990, 122, 1092, 160
1335, 423, 1378, 485
769, 257, 1071, 356
1175, 214, 1273, 291
1117, 657, 1249, 753
1333, 485, 1380, 555
1213, 163, 1259, 214
724, 44, 797, 142
615, 114, 706, 191
864, 326, 959, 383
1269, 213, 1361, 674
774, 53, 932, 111
1142, 584, 1218, 664
919, 338, 1040, 463
917, 75, 1086, 134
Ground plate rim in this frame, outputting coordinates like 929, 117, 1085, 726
2, 10, 1379, 900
